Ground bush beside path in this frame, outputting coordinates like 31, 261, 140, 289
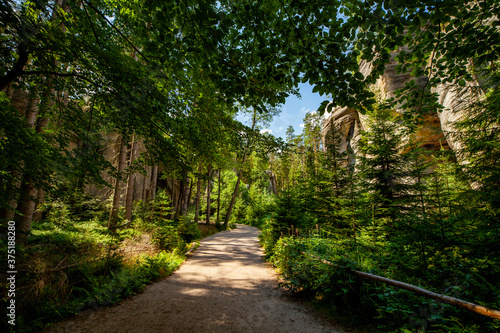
46, 225, 344, 333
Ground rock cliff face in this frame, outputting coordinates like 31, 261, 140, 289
321, 49, 462, 157
85, 134, 190, 218
85, 134, 158, 204
320, 106, 362, 165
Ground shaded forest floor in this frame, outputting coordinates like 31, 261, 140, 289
44, 225, 346, 333
2, 215, 220, 333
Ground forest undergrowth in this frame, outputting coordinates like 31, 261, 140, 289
0, 188, 217, 333
237, 106, 500, 332
240, 209, 500, 332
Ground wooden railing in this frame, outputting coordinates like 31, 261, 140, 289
294, 251, 500, 319
296, 249, 500, 320
283, 225, 500, 320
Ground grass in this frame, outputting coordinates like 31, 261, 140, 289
5, 214, 220, 333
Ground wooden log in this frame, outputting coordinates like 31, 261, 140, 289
302, 251, 500, 320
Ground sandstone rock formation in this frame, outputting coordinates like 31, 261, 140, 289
320, 106, 362, 165
322, 48, 458, 157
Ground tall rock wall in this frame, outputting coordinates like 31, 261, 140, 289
322, 48, 459, 157
85, 135, 160, 204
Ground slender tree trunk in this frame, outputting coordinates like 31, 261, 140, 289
142, 165, 151, 201
151, 165, 158, 200
2, 167, 22, 220
186, 176, 194, 218
217, 169, 221, 222
125, 135, 137, 222
224, 111, 257, 228
32, 188, 45, 222
25, 94, 39, 127
175, 178, 183, 219
108, 135, 127, 232
15, 84, 51, 244
269, 171, 277, 195
168, 178, 175, 219
181, 171, 190, 216
194, 165, 202, 223
2, 82, 14, 99
16, 177, 38, 246
206, 165, 212, 225
224, 155, 248, 229
224, 175, 241, 229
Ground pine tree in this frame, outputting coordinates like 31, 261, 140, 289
358, 104, 406, 221
451, 69, 500, 261
315, 129, 350, 232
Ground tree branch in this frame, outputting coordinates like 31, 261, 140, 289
83, 0, 149, 63
0, 44, 29, 91
20, 70, 99, 86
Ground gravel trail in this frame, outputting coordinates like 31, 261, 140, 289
46, 224, 344, 333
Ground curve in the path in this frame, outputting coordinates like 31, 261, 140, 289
46, 224, 344, 333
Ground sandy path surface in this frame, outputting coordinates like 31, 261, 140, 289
46, 225, 344, 333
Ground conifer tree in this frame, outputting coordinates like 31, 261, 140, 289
315, 129, 350, 232
358, 104, 406, 221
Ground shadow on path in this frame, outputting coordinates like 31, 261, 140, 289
46, 225, 344, 333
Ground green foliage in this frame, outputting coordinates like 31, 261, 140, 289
268, 101, 500, 331
358, 105, 407, 219
1, 0, 499, 331
269, 235, 500, 332
11, 208, 189, 333
257, 189, 315, 256
38, 183, 106, 223
0, 92, 55, 213
8, 183, 215, 332
176, 216, 201, 243
19, 250, 183, 333
271, 238, 368, 317
244, 182, 273, 221
152, 225, 184, 252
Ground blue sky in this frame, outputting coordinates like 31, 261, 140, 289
238, 83, 328, 139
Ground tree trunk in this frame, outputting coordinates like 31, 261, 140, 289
181, 171, 190, 216
224, 175, 241, 229
194, 165, 202, 223
142, 165, 152, 201
32, 188, 45, 222
217, 169, 221, 222
223, 111, 257, 228
2, 167, 22, 221
108, 135, 127, 232
25, 94, 39, 127
125, 135, 137, 222
175, 178, 183, 219
268, 171, 278, 195
206, 165, 212, 225
2, 81, 14, 99
14, 83, 52, 244
16, 177, 38, 246
151, 165, 158, 200
168, 177, 175, 219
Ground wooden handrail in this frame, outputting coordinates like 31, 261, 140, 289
299, 250, 500, 320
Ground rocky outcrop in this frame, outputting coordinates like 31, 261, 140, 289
322, 48, 452, 156
432, 83, 471, 153
85, 134, 161, 206
320, 106, 362, 165
359, 49, 428, 100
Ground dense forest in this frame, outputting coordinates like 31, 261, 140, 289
1, 0, 499, 332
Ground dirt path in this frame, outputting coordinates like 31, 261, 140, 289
46, 225, 344, 333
